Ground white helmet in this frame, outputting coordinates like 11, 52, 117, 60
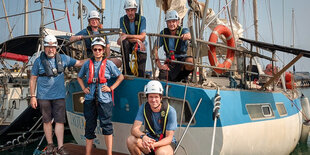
91, 37, 106, 48
44, 35, 57, 47
165, 10, 179, 22
88, 10, 100, 20
144, 80, 163, 95
124, 0, 138, 10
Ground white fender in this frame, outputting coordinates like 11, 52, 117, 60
299, 94, 310, 143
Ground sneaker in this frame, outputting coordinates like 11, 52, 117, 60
56, 146, 70, 155
45, 143, 55, 155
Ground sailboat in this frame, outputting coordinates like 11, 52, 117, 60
64, 0, 310, 154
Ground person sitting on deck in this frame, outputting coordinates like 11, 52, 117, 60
70, 10, 110, 58
117, 0, 147, 77
77, 37, 124, 155
127, 80, 177, 155
153, 10, 194, 82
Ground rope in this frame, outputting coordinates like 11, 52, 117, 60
129, 43, 139, 76
211, 87, 221, 155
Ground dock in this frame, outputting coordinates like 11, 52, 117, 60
63, 143, 128, 155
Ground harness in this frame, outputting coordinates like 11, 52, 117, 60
39, 52, 64, 77
86, 26, 107, 42
163, 26, 184, 59
122, 13, 141, 35
143, 101, 170, 140
87, 58, 107, 84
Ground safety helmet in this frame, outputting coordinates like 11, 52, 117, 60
43, 35, 57, 47
165, 10, 179, 22
91, 37, 106, 48
88, 10, 100, 20
144, 80, 163, 95
124, 0, 138, 10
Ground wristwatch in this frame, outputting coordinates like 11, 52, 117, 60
140, 134, 145, 139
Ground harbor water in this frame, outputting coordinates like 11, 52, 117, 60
1, 88, 310, 155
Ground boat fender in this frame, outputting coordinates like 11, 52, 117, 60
12, 139, 18, 145
301, 94, 310, 125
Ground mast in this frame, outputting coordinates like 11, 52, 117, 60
79, 0, 84, 30
1, 0, 13, 38
101, 0, 105, 23
24, 0, 28, 35
291, 9, 295, 48
139, 0, 143, 15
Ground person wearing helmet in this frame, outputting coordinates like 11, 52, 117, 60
127, 80, 177, 155
30, 34, 86, 155
117, 0, 147, 77
153, 10, 194, 82
77, 37, 124, 155
70, 10, 110, 58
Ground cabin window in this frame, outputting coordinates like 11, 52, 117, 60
246, 103, 275, 120
72, 91, 85, 113
276, 102, 287, 116
138, 93, 195, 125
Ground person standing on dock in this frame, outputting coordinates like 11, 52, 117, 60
77, 37, 124, 155
127, 80, 177, 155
117, 0, 147, 77
70, 10, 110, 58
30, 34, 86, 155
153, 10, 194, 82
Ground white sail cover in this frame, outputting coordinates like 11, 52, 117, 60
156, 0, 188, 19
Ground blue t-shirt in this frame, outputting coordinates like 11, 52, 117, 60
157, 27, 190, 58
135, 103, 177, 142
31, 53, 77, 100
120, 15, 146, 34
75, 28, 110, 50
78, 59, 121, 103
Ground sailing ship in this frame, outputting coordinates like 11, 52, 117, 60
65, 0, 310, 155
1, 0, 310, 154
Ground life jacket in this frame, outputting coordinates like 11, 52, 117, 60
163, 26, 185, 58
143, 101, 169, 140
87, 58, 107, 84
122, 13, 141, 35
86, 26, 107, 42
39, 52, 64, 77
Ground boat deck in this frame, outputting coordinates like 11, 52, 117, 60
63, 143, 128, 155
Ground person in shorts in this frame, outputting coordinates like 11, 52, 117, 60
30, 35, 86, 155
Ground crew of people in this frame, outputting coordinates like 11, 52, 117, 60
30, 0, 191, 154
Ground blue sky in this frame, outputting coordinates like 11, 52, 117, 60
1, 0, 310, 72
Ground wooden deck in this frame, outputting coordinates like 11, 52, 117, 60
63, 143, 128, 155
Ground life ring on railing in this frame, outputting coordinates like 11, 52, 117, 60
208, 25, 235, 74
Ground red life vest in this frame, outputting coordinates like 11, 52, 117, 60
87, 58, 107, 84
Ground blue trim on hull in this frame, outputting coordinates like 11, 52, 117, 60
66, 78, 301, 128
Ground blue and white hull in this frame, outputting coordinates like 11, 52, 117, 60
66, 77, 303, 155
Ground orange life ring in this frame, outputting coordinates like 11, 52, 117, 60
208, 25, 235, 74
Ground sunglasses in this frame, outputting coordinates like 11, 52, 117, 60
93, 48, 103, 52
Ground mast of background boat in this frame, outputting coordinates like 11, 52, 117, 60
79, 0, 83, 30
252, 0, 265, 77
24, 0, 28, 35
1, 0, 13, 38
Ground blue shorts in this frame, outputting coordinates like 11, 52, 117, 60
83, 100, 113, 139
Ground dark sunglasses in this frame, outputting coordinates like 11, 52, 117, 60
93, 48, 103, 52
